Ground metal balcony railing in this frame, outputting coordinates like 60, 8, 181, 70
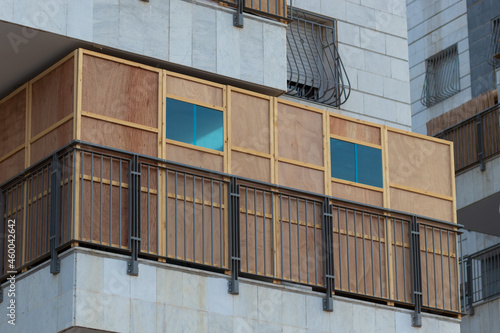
460, 243, 500, 314
0, 141, 461, 321
435, 104, 500, 173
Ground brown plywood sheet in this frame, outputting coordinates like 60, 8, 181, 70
231, 91, 270, 153
30, 120, 73, 165
390, 188, 453, 222
388, 131, 452, 197
81, 117, 158, 157
166, 74, 223, 108
231, 151, 271, 183
278, 162, 324, 194
0, 149, 24, 184
165, 143, 224, 172
31, 57, 74, 137
82, 55, 159, 128
331, 181, 383, 207
277, 103, 323, 166
0, 89, 26, 157
330, 116, 381, 146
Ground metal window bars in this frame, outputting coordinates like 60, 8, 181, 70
286, 9, 351, 106
0, 141, 461, 322
421, 44, 460, 107
487, 16, 500, 68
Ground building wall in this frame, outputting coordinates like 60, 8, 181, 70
466, 0, 500, 98
0, 0, 287, 93
407, 0, 472, 134
461, 297, 500, 333
0, 247, 461, 333
289, 0, 412, 130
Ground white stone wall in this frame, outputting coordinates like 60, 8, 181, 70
461, 296, 500, 333
407, 0, 471, 134
0, 248, 460, 333
460, 229, 500, 257
0, 0, 287, 92
288, 0, 413, 130
455, 155, 500, 210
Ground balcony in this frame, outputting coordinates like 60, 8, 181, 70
435, 104, 500, 173
0, 49, 460, 324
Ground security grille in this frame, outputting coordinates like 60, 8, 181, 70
421, 44, 460, 107
487, 16, 500, 68
286, 9, 350, 106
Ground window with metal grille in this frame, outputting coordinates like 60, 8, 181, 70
487, 16, 500, 68
421, 44, 460, 107
286, 9, 350, 107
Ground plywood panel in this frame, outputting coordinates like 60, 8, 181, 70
165, 143, 224, 172
231, 151, 271, 183
278, 162, 324, 194
390, 188, 453, 222
330, 116, 381, 146
331, 181, 383, 206
30, 120, 73, 165
388, 131, 452, 197
82, 54, 159, 128
0, 149, 25, 184
231, 91, 270, 153
0, 89, 26, 157
166, 74, 223, 108
81, 117, 157, 157
277, 103, 323, 166
31, 57, 74, 137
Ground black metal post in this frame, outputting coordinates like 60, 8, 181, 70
50, 154, 61, 274
128, 155, 141, 276
233, 0, 244, 28
410, 216, 422, 327
477, 115, 485, 171
466, 257, 474, 315
228, 177, 241, 294
322, 197, 334, 311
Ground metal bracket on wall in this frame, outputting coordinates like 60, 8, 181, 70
233, 0, 244, 28
128, 155, 141, 276
228, 177, 241, 294
50, 154, 61, 275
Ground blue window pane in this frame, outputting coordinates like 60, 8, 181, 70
357, 145, 383, 188
166, 99, 194, 145
195, 105, 223, 151
331, 139, 356, 182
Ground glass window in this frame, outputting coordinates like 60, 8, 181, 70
330, 138, 383, 188
166, 98, 223, 151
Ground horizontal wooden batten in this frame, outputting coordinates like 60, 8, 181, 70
165, 139, 224, 156
81, 111, 159, 133
331, 177, 384, 192
29, 114, 74, 144
0, 144, 25, 163
330, 134, 382, 149
277, 156, 324, 171
165, 94, 225, 112
231, 146, 272, 159
389, 183, 454, 202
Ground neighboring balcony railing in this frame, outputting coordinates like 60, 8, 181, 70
435, 104, 500, 173
460, 243, 500, 314
0, 141, 461, 322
